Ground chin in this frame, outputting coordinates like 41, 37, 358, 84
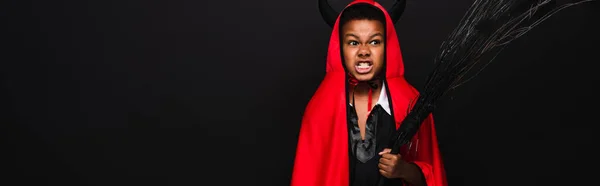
352, 73, 375, 81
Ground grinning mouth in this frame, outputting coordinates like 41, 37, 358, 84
354, 60, 373, 74
356, 60, 372, 67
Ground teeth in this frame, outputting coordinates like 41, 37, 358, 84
358, 62, 371, 67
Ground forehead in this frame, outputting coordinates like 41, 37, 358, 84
341, 19, 384, 35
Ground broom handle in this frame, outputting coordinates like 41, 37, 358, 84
388, 93, 434, 154
388, 108, 432, 154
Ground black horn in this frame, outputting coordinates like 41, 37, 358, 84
318, 0, 339, 27
388, 0, 407, 24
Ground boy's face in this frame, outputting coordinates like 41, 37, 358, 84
341, 19, 385, 82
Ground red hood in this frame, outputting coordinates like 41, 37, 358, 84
326, 0, 405, 78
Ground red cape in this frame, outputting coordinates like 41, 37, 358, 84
291, 1, 447, 185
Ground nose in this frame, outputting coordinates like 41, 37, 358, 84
358, 46, 370, 57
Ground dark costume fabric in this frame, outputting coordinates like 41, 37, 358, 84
347, 83, 403, 186
291, 1, 447, 186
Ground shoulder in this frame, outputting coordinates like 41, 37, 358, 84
385, 77, 419, 101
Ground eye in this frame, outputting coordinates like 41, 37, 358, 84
348, 41, 359, 46
369, 40, 382, 45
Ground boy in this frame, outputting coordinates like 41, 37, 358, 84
291, 1, 447, 186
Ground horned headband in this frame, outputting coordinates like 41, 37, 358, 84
318, 0, 407, 27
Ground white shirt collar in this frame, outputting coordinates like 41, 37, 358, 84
377, 83, 391, 115
349, 83, 392, 115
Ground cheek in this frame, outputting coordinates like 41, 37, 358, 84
373, 48, 385, 67
343, 47, 354, 59
343, 48, 355, 67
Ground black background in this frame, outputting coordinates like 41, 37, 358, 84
2, 0, 599, 185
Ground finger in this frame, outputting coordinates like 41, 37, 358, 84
379, 158, 396, 170
379, 163, 393, 172
381, 153, 398, 161
379, 169, 391, 178
379, 157, 392, 165
384, 153, 404, 161
379, 158, 392, 165
380, 153, 392, 160
378, 148, 392, 155
378, 162, 391, 169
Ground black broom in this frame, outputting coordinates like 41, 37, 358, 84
387, 0, 595, 155
378, 0, 595, 185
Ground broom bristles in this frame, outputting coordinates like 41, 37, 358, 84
388, 0, 596, 153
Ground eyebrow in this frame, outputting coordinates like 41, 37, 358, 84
344, 33, 383, 39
